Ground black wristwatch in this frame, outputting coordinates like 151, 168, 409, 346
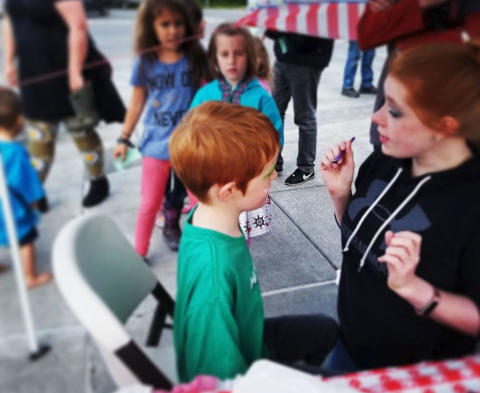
117, 137, 134, 148
415, 286, 441, 317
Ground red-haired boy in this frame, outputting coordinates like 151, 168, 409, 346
170, 102, 338, 382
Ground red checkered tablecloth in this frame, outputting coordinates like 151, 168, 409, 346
154, 355, 480, 393
326, 354, 480, 393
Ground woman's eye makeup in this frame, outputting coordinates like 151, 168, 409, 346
388, 106, 402, 118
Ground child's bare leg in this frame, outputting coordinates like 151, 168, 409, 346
20, 242, 52, 289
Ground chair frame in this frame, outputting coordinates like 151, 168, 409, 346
53, 214, 175, 389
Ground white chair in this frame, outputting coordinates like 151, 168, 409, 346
53, 214, 175, 389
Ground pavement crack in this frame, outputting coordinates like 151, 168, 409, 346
270, 196, 339, 272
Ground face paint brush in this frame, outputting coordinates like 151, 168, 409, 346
332, 137, 355, 164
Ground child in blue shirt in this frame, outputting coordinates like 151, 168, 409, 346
0, 88, 51, 288
190, 23, 283, 243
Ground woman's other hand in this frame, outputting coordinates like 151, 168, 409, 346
378, 231, 422, 292
69, 72, 85, 92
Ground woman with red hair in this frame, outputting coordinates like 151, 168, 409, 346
320, 40, 480, 372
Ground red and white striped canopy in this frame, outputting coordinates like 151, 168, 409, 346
237, 1, 367, 41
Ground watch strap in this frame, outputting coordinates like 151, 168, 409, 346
416, 286, 441, 316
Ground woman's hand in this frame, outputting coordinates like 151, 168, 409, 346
4, 62, 18, 87
113, 143, 129, 162
69, 71, 85, 92
320, 139, 355, 199
378, 231, 422, 293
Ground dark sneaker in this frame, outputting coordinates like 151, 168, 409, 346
285, 168, 315, 186
359, 85, 378, 95
341, 87, 360, 98
82, 176, 109, 207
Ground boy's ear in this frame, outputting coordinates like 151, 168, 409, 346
217, 181, 237, 202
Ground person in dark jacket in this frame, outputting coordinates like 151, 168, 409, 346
266, 30, 333, 185
320, 40, 480, 372
3, 0, 126, 208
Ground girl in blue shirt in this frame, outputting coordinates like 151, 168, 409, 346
190, 24, 283, 243
113, 0, 207, 259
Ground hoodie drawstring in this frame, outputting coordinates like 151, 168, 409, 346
358, 174, 432, 270
343, 168, 403, 253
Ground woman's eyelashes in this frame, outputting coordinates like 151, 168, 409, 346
388, 106, 402, 119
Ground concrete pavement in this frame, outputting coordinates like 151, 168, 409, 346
0, 8, 385, 393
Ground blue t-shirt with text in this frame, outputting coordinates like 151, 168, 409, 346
130, 56, 194, 160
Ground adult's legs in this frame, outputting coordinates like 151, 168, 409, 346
342, 41, 361, 90
64, 118, 105, 180
272, 61, 292, 171
135, 157, 171, 257
264, 314, 338, 371
25, 120, 60, 182
283, 63, 322, 172
360, 48, 376, 89
64, 118, 109, 207
323, 338, 361, 375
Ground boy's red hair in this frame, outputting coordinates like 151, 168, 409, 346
170, 101, 279, 203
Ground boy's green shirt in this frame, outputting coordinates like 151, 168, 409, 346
173, 207, 265, 382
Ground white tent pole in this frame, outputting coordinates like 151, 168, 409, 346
0, 151, 40, 354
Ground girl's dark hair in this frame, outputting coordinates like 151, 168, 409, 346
181, 0, 203, 27
207, 23, 257, 82
134, 0, 207, 90
0, 87, 22, 131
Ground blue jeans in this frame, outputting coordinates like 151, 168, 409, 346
323, 338, 361, 375
342, 41, 375, 89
